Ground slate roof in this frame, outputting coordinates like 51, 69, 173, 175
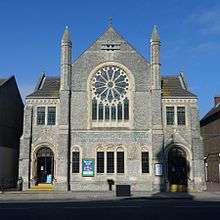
27, 76, 60, 98
27, 75, 196, 99
200, 104, 220, 126
161, 76, 196, 98
0, 78, 8, 87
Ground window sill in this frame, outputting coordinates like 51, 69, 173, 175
91, 121, 130, 128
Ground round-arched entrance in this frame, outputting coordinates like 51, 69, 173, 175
167, 147, 188, 188
36, 147, 54, 184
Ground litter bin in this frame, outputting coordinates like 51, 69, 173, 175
116, 185, 131, 197
107, 179, 114, 191
17, 177, 23, 191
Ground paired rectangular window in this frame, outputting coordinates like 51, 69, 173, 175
107, 152, 115, 173
47, 107, 56, 125
36, 106, 56, 126
142, 152, 149, 173
117, 152, 124, 173
97, 152, 104, 173
177, 107, 186, 125
166, 106, 186, 126
37, 107, 45, 125
166, 107, 175, 125
72, 152, 80, 173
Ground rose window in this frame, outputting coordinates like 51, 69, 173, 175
91, 66, 130, 123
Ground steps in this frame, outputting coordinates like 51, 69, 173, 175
28, 184, 54, 191
170, 184, 187, 192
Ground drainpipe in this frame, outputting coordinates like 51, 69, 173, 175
67, 90, 71, 191
28, 107, 33, 189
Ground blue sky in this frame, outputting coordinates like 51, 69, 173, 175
0, 0, 219, 118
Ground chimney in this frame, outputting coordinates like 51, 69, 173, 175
214, 96, 220, 106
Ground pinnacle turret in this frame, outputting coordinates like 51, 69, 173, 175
62, 26, 71, 43
151, 25, 160, 42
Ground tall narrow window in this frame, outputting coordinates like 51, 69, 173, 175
107, 152, 114, 173
117, 151, 124, 173
124, 98, 129, 120
117, 102, 123, 121
142, 152, 149, 173
111, 105, 116, 120
105, 105, 110, 121
97, 152, 104, 173
98, 102, 103, 120
37, 107, 45, 125
177, 107, 186, 125
92, 99, 97, 120
72, 152, 80, 173
47, 107, 56, 125
166, 106, 175, 125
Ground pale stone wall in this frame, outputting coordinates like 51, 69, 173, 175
162, 98, 206, 191
19, 27, 206, 192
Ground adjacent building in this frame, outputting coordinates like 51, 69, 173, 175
201, 96, 220, 183
0, 76, 23, 188
19, 24, 206, 192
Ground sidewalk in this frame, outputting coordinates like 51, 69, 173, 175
1, 191, 220, 203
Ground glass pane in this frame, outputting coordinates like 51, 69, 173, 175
166, 106, 174, 125
177, 107, 186, 125
97, 152, 104, 173
117, 103, 122, 121
111, 105, 116, 120
72, 152, 80, 173
124, 98, 129, 120
98, 102, 103, 120
37, 107, 45, 125
105, 105, 110, 121
117, 152, 124, 173
107, 152, 114, 173
47, 107, 56, 125
142, 152, 149, 173
92, 99, 97, 120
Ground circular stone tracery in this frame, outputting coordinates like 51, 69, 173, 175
92, 66, 129, 102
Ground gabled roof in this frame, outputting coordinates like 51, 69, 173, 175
27, 74, 196, 99
27, 75, 60, 98
161, 75, 196, 98
200, 104, 220, 126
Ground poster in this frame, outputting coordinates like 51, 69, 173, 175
154, 163, 163, 176
82, 159, 94, 177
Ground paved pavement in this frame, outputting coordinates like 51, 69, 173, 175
206, 182, 220, 191
1, 190, 220, 203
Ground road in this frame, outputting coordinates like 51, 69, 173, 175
0, 198, 220, 220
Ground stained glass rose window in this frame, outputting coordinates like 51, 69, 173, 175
91, 66, 130, 123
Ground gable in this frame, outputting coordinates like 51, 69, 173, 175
72, 26, 151, 92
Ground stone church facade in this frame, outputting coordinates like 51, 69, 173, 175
19, 24, 206, 192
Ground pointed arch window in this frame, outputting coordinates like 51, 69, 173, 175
91, 66, 131, 126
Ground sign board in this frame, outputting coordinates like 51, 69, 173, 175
46, 174, 52, 183
82, 159, 94, 177
154, 163, 163, 176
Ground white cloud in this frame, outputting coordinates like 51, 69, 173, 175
187, 6, 220, 35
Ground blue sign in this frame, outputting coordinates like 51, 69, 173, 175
82, 159, 94, 177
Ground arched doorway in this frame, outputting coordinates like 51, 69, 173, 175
36, 147, 54, 184
167, 147, 188, 189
